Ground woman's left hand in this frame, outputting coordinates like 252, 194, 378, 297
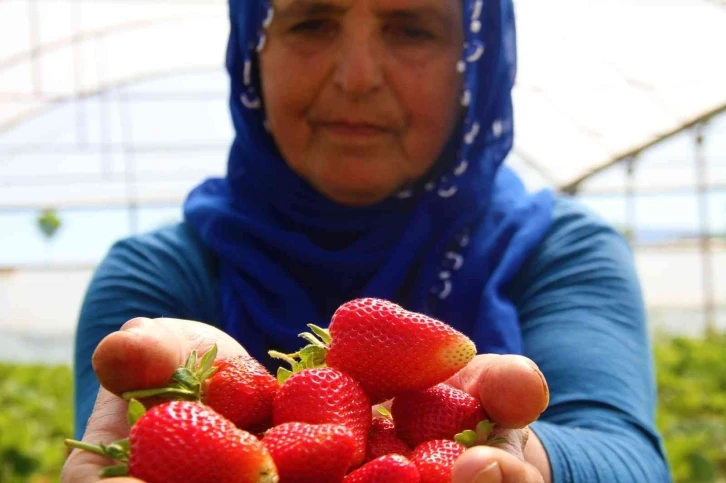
447, 354, 551, 483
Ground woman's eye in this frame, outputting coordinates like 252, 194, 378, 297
290, 19, 336, 37
387, 25, 436, 42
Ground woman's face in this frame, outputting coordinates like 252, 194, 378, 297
259, 0, 465, 206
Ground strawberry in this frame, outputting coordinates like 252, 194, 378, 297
65, 400, 278, 483
391, 383, 485, 447
364, 417, 411, 462
271, 298, 476, 404
272, 367, 371, 468
262, 422, 356, 483
410, 439, 466, 483
343, 454, 420, 483
123, 345, 279, 432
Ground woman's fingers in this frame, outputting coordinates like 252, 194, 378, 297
452, 445, 544, 483
447, 354, 549, 429
92, 317, 247, 397
62, 389, 145, 483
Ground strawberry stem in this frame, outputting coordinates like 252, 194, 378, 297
120, 346, 219, 402
122, 387, 196, 400
268, 350, 298, 366
64, 439, 109, 457
100, 465, 130, 477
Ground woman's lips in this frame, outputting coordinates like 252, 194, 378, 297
319, 121, 390, 137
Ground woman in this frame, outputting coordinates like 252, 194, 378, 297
63, 0, 671, 480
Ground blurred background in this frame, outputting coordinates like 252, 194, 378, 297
0, 0, 724, 481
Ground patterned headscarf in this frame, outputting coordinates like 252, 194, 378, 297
185, 0, 553, 368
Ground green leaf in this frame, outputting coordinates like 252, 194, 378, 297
308, 324, 332, 345
269, 350, 298, 366
36, 208, 62, 240
4, 448, 40, 476
199, 366, 219, 383
454, 430, 478, 447
102, 439, 130, 463
172, 367, 198, 388
377, 406, 392, 418
299, 345, 327, 369
298, 332, 327, 348
476, 420, 496, 438
198, 344, 219, 374
185, 350, 198, 373
127, 399, 146, 427
277, 367, 293, 385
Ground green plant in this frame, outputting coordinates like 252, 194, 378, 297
654, 331, 726, 483
1, 330, 725, 482
0, 363, 73, 483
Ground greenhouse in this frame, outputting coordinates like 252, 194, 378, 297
0, 0, 725, 481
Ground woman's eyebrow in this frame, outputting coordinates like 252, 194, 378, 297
379, 6, 453, 28
274, 0, 348, 19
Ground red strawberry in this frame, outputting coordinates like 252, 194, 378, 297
271, 298, 476, 404
203, 355, 279, 432
410, 439, 466, 483
262, 422, 356, 483
124, 345, 279, 432
343, 454, 420, 483
365, 417, 411, 462
272, 367, 371, 468
65, 400, 278, 483
391, 383, 485, 447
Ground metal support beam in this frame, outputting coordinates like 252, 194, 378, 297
695, 124, 715, 335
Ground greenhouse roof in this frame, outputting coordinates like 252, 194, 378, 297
1, 0, 725, 208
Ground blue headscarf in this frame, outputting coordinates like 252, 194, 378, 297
185, 0, 553, 368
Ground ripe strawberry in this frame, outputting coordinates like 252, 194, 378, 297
262, 422, 356, 483
391, 383, 485, 447
343, 454, 420, 483
410, 439, 466, 483
124, 345, 279, 432
272, 367, 371, 468
271, 298, 476, 404
364, 417, 411, 462
65, 400, 278, 483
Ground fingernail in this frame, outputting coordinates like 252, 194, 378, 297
473, 461, 502, 483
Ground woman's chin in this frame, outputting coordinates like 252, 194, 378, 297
315, 183, 396, 208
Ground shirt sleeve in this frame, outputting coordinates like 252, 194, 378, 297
510, 197, 671, 482
73, 224, 220, 439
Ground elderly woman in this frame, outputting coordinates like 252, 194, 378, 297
63, 0, 671, 481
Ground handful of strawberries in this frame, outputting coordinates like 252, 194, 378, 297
67, 298, 508, 483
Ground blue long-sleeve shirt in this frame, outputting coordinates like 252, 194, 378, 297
73, 197, 671, 482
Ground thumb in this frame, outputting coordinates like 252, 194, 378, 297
448, 354, 549, 429
92, 317, 247, 397
452, 446, 543, 483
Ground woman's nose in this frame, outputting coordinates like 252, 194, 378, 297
333, 31, 383, 98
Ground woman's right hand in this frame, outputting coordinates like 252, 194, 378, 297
61, 317, 250, 483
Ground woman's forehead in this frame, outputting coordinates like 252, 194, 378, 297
270, 0, 462, 17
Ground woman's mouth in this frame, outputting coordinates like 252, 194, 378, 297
318, 121, 391, 138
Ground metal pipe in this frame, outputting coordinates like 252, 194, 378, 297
695, 123, 715, 335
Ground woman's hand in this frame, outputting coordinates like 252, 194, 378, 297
448, 355, 551, 483
61, 317, 249, 483
63, 318, 551, 483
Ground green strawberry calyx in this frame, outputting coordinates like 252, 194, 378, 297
454, 419, 510, 448
121, 345, 219, 401
64, 399, 147, 477
268, 324, 331, 384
